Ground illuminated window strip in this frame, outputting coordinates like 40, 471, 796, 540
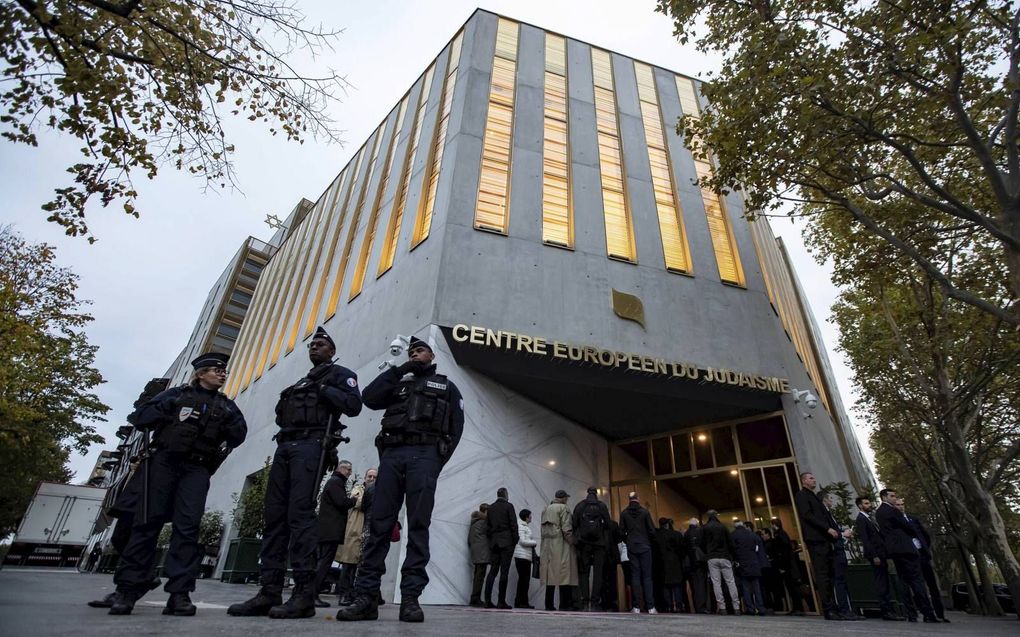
474, 18, 518, 234
378, 64, 436, 277
225, 269, 271, 397
326, 128, 384, 320
413, 31, 463, 248
303, 148, 365, 337
635, 62, 691, 273
542, 34, 571, 247
592, 49, 635, 262
350, 99, 410, 301
247, 233, 300, 384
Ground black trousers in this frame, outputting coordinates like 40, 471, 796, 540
544, 585, 574, 610
313, 540, 341, 593
514, 557, 531, 606
892, 554, 935, 619
869, 559, 895, 613
920, 557, 945, 618
806, 541, 835, 614
778, 566, 804, 612
113, 451, 210, 594
110, 515, 134, 555
470, 563, 487, 603
687, 564, 708, 612
485, 545, 514, 604
355, 444, 441, 597
337, 562, 357, 598
259, 438, 323, 583
577, 544, 606, 606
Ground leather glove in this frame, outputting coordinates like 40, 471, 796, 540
395, 360, 417, 375
408, 360, 430, 376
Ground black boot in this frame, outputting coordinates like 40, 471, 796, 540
335, 591, 379, 621
400, 596, 425, 623
227, 583, 283, 616
268, 578, 316, 619
163, 592, 197, 616
108, 590, 141, 616
87, 592, 116, 608
314, 595, 330, 608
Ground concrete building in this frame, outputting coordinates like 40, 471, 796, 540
171, 9, 872, 606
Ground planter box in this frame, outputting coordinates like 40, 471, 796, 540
220, 538, 261, 584
847, 563, 911, 616
154, 547, 168, 578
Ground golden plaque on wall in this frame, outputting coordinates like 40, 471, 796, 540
611, 288, 645, 329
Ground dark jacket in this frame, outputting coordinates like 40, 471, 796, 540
769, 527, 798, 575
619, 501, 656, 554
906, 515, 933, 560
486, 497, 519, 549
361, 363, 465, 463
654, 526, 685, 584
855, 511, 886, 561
275, 362, 362, 430
875, 502, 920, 557
468, 510, 490, 564
129, 384, 247, 448
684, 524, 707, 568
317, 472, 356, 541
572, 494, 611, 546
795, 487, 834, 545
731, 526, 763, 577
702, 517, 734, 561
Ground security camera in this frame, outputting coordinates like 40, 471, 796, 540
804, 392, 819, 410
389, 335, 409, 357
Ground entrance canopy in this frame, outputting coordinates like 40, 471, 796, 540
442, 327, 783, 440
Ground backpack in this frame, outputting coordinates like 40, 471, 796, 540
578, 501, 605, 543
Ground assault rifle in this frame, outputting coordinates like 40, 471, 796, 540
133, 377, 171, 523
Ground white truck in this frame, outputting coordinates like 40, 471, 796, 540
2, 482, 107, 568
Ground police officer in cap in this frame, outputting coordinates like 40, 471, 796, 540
229, 326, 362, 619
336, 335, 464, 623
108, 352, 247, 616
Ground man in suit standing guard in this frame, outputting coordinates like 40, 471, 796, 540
794, 472, 840, 620
854, 496, 905, 621
875, 489, 940, 623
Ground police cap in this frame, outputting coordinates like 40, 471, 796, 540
407, 336, 432, 355
312, 326, 336, 349
191, 352, 229, 369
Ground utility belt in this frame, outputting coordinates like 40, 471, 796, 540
153, 446, 229, 475
274, 427, 325, 443
376, 431, 441, 448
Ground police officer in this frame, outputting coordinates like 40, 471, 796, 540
336, 336, 464, 623
108, 352, 247, 616
229, 326, 361, 620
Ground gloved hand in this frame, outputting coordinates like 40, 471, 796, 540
395, 360, 417, 376
408, 360, 430, 376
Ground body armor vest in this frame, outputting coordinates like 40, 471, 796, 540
380, 373, 451, 438
277, 368, 334, 430
153, 386, 227, 458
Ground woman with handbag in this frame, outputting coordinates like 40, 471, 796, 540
513, 509, 537, 608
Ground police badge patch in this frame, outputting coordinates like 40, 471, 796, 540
347, 377, 357, 388
178, 407, 195, 422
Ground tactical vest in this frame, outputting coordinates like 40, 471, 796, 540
153, 386, 227, 458
379, 373, 451, 438
277, 372, 333, 430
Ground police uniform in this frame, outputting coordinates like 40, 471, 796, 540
229, 326, 361, 619
337, 336, 464, 623
109, 352, 247, 616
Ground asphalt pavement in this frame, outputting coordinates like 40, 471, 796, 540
0, 568, 1016, 637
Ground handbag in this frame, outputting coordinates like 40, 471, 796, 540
530, 547, 540, 579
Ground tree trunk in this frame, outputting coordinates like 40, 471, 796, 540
973, 537, 1005, 616
956, 540, 983, 614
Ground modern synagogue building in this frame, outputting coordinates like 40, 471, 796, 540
189, 9, 871, 605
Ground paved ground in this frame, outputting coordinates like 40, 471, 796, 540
0, 568, 1016, 636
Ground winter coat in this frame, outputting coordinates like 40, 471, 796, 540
684, 524, 707, 568
317, 473, 356, 542
654, 526, 685, 585
619, 501, 656, 554
486, 497, 519, 549
730, 526, 762, 577
336, 483, 367, 564
539, 499, 577, 586
702, 517, 734, 561
468, 510, 491, 565
514, 517, 538, 561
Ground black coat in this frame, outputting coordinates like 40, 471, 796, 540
684, 524, 707, 568
654, 526, 685, 584
317, 473, 356, 541
702, 518, 734, 561
486, 498, 519, 549
731, 527, 762, 577
795, 487, 834, 545
768, 527, 797, 573
572, 495, 611, 546
875, 502, 920, 557
906, 515, 933, 560
854, 511, 886, 561
619, 501, 656, 553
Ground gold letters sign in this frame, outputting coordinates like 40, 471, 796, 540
451, 324, 791, 393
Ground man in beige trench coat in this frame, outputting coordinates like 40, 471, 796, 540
540, 490, 578, 611
335, 468, 376, 604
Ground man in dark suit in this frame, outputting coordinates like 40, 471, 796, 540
898, 499, 948, 622
854, 496, 904, 620
794, 472, 840, 619
483, 487, 519, 609
312, 461, 357, 607
875, 489, 939, 623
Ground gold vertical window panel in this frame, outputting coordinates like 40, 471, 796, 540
303, 148, 364, 337
377, 64, 436, 277
542, 34, 571, 247
635, 62, 691, 273
413, 31, 463, 248
474, 18, 518, 233
676, 76, 744, 285
349, 98, 410, 301
592, 48, 635, 262
249, 233, 301, 383
326, 127, 384, 320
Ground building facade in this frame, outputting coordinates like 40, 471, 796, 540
167, 10, 873, 606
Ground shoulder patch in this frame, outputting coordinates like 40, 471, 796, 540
459, 399, 465, 410
346, 377, 358, 388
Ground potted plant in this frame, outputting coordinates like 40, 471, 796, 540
221, 457, 270, 583
155, 523, 173, 577
198, 510, 225, 578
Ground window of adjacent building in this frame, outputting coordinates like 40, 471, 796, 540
592, 48, 635, 262
350, 96, 409, 301
474, 18, 519, 234
635, 62, 692, 273
542, 34, 572, 248
378, 64, 436, 277
413, 31, 463, 248
675, 76, 744, 285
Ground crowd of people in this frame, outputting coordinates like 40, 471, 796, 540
464, 474, 951, 622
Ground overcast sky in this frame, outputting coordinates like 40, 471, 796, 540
1, 0, 875, 484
